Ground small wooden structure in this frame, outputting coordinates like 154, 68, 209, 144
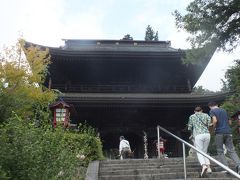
49, 100, 70, 128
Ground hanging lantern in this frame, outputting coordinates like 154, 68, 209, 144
49, 100, 70, 128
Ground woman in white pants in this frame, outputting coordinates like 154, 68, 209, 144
188, 106, 212, 177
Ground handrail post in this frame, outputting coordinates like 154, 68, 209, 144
157, 125, 240, 179
182, 143, 187, 180
157, 125, 160, 159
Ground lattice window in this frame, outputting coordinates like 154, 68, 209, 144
56, 108, 67, 122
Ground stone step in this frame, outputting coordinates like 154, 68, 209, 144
99, 166, 237, 176
100, 157, 235, 166
101, 161, 197, 167
101, 163, 198, 170
100, 162, 235, 171
100, 166, 238, 177
100, 167, 193, 176
92, 157, 239, 180
100, 165, 194, 172
101, 159, 202, 166
101, 157, 198, 164
99, 171, 237, 180
100, 177, 238, 180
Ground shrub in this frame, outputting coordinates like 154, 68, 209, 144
0, 116, 104, 180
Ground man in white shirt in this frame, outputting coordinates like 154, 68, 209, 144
119, 136, 131, 160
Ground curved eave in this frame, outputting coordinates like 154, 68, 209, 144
60, 92, 230, 107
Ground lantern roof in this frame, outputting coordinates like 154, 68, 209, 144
49, 99, 70, 109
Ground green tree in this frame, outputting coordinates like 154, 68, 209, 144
192, 86, 214, 95
222, 60, 240, 115
121, 34, 133, 40
181, 41, 217, 64
173, 0, 240, 51
0, 40, 104, 179
0, 39, 56, 124
154, 31, 159, 41
220, 79, 231, 92
224, 60, 240, 92
0, 114, 104, 179
145, 25, 159, 41
221, 60, 240, 153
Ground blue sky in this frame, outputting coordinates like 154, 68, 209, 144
0, 0, 238, 91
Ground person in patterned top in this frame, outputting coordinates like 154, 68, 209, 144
188, 106, 212, 177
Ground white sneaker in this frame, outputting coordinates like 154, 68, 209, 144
207, 167, 212, 173
220, 170, 227, 173
201, 166, 207, 177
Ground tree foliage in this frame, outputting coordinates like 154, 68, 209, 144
191, 85, 214, 95
154, 31, 159, 41
121, 34, 134, 40
222, 60, 240, 115
224, 60, 240, 92
182, 41, 217, 64
145, 25, 159, 41
221, 60, 240, 153
0, 39, 56, 124
174, 0, 240, 51
0, 115, 104, 179
0, 40, 104, 179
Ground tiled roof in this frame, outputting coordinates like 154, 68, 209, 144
60, 39, 182, 53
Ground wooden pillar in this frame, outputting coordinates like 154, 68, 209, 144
48, 77, 52, 89
187, 79, 191, 92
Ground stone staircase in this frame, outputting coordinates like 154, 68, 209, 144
85, 157, 239, 180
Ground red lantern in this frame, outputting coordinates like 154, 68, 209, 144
50, 100, 70, 128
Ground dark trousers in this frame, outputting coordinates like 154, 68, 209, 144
215, 134, 240, 167
121, 148, 131, 159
